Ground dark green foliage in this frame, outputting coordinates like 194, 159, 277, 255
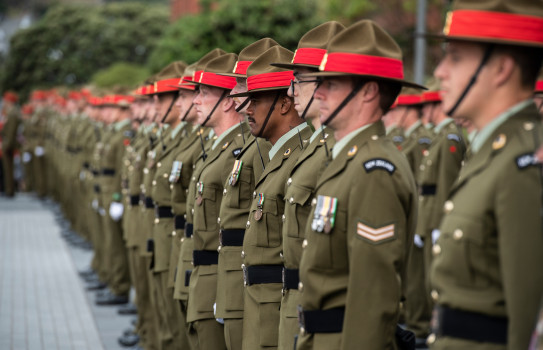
147, 0, 324, 72
91, 62, 150, 89
1, 2, 168, 100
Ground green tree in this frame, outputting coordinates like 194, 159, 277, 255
147, 0, 324, 72
1, 2, 168, 100
91, 62, 150, 90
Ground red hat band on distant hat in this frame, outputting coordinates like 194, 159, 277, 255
247, 71, 294, 92
3, 92, 18, 103
178, 76, 196, 91
292, 48, 327, 66
535, 80, 543, 93
155, 78, 181, 94
445, 10, 543, 45
321, 52, 404, 79
397, 94, 422, 106
422, 91, 441, 103
199, 72, 237, 90
233, 60, 252, 75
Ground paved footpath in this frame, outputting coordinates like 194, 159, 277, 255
0, 193, 132, 350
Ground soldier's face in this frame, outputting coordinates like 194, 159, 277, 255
314, 76, 356, 130
246, 91, 280, 139
289, 68, 320, 120
434, 41, 492, 122
193, 85, 223, 126
176, 90, 198, 123
158, 92, 180, 125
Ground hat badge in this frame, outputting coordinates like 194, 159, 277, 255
443, 11, 453, 35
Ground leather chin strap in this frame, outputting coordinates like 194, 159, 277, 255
201, 90, 228, 127
256, 91, 281, 138
235, 97, 250, 113
299, 94, 315, 120
321, 81, 365, 126
181, 103, 194, 122
160, 94, 178, 124
446, 45, 494, 117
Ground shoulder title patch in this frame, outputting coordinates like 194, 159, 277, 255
516, 153, 538, 170
447, 134, 461, 143
232, 147, 242, 158
418, 137, 432, 145
363, 158, 396, 174
392, 136, 404, 144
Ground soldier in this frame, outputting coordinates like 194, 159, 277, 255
229, 45, 312, 350
406, 83, 467, 347
186, 51, 251, 350
214, 38, 277, 350
1, 91, 21, 197
296, 20, 419, 349
428, 0, 543, 349
95, 94, 135, 306
149, 60, 194, 350
269, 21, 344, 350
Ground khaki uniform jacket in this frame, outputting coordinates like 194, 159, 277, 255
241, 125, 312, 349
402, 122, 433, 179
430, 104, 543, 350
151, 123, 191, 273
216, 135, 272, 320
298, 121, 417, 350
187, 124, 250, 323
1, 106, 20, 151
416, 120, 465, 239
172, 127, 214, 301
387, 125, 405, 150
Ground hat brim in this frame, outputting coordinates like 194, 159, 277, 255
167, 84, 197, 91
299, 71, 427, 90
425, 32, 543, 48
269, 62, 319, 70
216, 72, 246, 78
228, 86, 289, 98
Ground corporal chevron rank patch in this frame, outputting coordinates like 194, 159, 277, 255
356, 222, 395, 244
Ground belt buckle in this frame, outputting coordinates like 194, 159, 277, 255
297, 305, 306, 335
242, 264, 248, 286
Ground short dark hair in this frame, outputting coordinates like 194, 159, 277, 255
495, 44, 543, 89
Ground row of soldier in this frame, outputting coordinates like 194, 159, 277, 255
3, 1, 543, 349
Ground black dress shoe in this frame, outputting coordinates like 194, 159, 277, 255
96, 293, 129, 306
118, 332, 140, 347
118, 303, 138, 315
79, 268, 95, 277
86, 281, 107, 291
95, 289, 113, 299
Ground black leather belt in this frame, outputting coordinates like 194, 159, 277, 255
298, 307, 344, 333
155, 206, 173, 218
129, 195, 139, 206
193, 250, 219, 266
282, 268, 299, 291
102, 168, 115, 176
219, 229, 245, 246
433, 305, 507, 344
185, 223, 193, 238
174, 215, 186, 230
420, 184, 437, 196
242, 265, 283, 286
93, 184, 101, 193
144, 196, 154, 209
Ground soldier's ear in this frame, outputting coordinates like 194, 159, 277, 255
279, 95, 292, 115
222, 96, 236, 113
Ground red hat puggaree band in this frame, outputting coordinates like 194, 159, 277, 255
292, 48, 327, 66
396, 94, 422, 106
3, 92, 18, 103
113, 95, 135, 105
247, 71, 294, 92
155, 78, 181, 94
198, 72, 237, 90
535, 80, 543, 93
193, 71, 204, 84
177, 76, 196, 91
445, 10, 543, 45
233, 61, 252, 75
321, 52, 404, 79
422, 91, 441, 103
